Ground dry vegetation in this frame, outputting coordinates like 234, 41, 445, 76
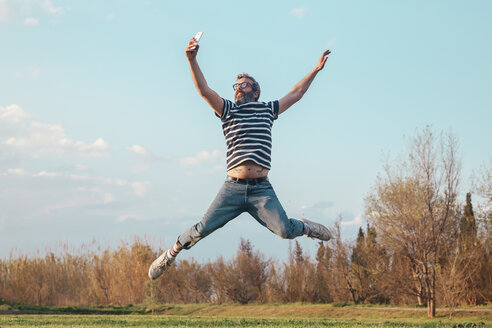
0, 228, 490, 310
1, 127, 491, 318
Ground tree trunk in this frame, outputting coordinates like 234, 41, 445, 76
427, 298, 435, 318
427, 271, 436, 318
416, 280, 425, 305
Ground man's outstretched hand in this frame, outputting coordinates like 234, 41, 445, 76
278, 49, 332, 114
315, 49, 331, 72
185, 38, 199, 60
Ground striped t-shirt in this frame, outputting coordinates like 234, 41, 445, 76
216, 98, 279, 170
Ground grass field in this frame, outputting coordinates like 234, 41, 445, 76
0, 304, 490, 327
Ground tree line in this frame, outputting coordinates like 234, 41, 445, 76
0, 127, 491, 317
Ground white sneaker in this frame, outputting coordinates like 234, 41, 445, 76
299, 218, 331, 241
148, 251, 175, 280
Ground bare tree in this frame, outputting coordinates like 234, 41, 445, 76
328, 218, 355, 302
471, 159, 492, 303
438, 236, 483, 318
474, 160, 492, 201
473, 160, 492, 249
365, 126, 461, 318
230, 239, 269, 304
209, 239, 269, 304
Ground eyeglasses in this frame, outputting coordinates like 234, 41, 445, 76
232, 82, 253, 91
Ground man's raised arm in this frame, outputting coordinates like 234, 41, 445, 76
185, 38, 224, 117
278, 49, 331, 115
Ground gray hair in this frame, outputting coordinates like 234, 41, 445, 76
237, 73, 261, 100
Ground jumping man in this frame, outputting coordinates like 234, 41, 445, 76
149, 36, 332, 280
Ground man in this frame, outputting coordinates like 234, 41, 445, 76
148, 36, 332, 280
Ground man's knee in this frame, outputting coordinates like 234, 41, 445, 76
178, 222, 204, 249
275, 226, 298, 239
273, 219, 304, 240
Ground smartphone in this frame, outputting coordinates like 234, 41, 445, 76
194, 32, 203, 42
192, 32, 203, 49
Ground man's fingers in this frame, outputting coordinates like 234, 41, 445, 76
187, 38, 198, 47
315, 52, 329, 71
186, 42, 198, 49
317, 49, 330, 68
320, 50, 331, 61
186, 44, 199, 53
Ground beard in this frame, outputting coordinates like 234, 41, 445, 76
235, 90, 256, 105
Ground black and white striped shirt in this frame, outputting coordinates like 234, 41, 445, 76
216, 98, 279, 170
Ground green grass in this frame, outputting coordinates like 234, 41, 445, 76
0, 304, 490, 328
0, 315, 488, 328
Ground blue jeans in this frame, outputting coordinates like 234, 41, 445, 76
177, 177, 305, 249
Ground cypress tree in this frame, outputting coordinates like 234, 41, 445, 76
459, 192, 478, 251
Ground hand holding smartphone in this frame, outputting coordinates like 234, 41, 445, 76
194, 32, 203, 42
192, 32, 203, 50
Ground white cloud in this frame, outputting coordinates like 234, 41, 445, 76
1, 169, 130, 191
41, 0, 63, 15
72, 138, 109, 157
115, 179, 128, 186
34, 171, 61, 177
23, 17, 38, 25
42, 199, 85, 214
106, 12, 115, 20
131, 181, 151, 197
75, 164, 88, 171
290, 7, 307, 18
43, 189, 92, 212
0, 0, 10, 23
72, 187, 116, 206
298, 201, 336, 221
2, 106, 110, 158
301, 201, 334, 212
341, 215, 364, 226
32, 68, 40, 77
0, 104, 31, 124
69, 174, 128, 187
128, 145, 149, 156
39, 187, 116, 214
181, 150, 224, 176
68, 174, 93, 182
0, 0, 65, 25
127, 144, 171, 172
116, 214, 143, 222
7, 168, 25, 176
180, 149, 222, 166
103, 193, 115, 204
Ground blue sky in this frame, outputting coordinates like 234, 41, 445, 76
1, 0, 491, 261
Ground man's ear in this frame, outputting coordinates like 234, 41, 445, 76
254, 91, 260, 100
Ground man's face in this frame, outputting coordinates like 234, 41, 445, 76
234, 78, 258, 105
